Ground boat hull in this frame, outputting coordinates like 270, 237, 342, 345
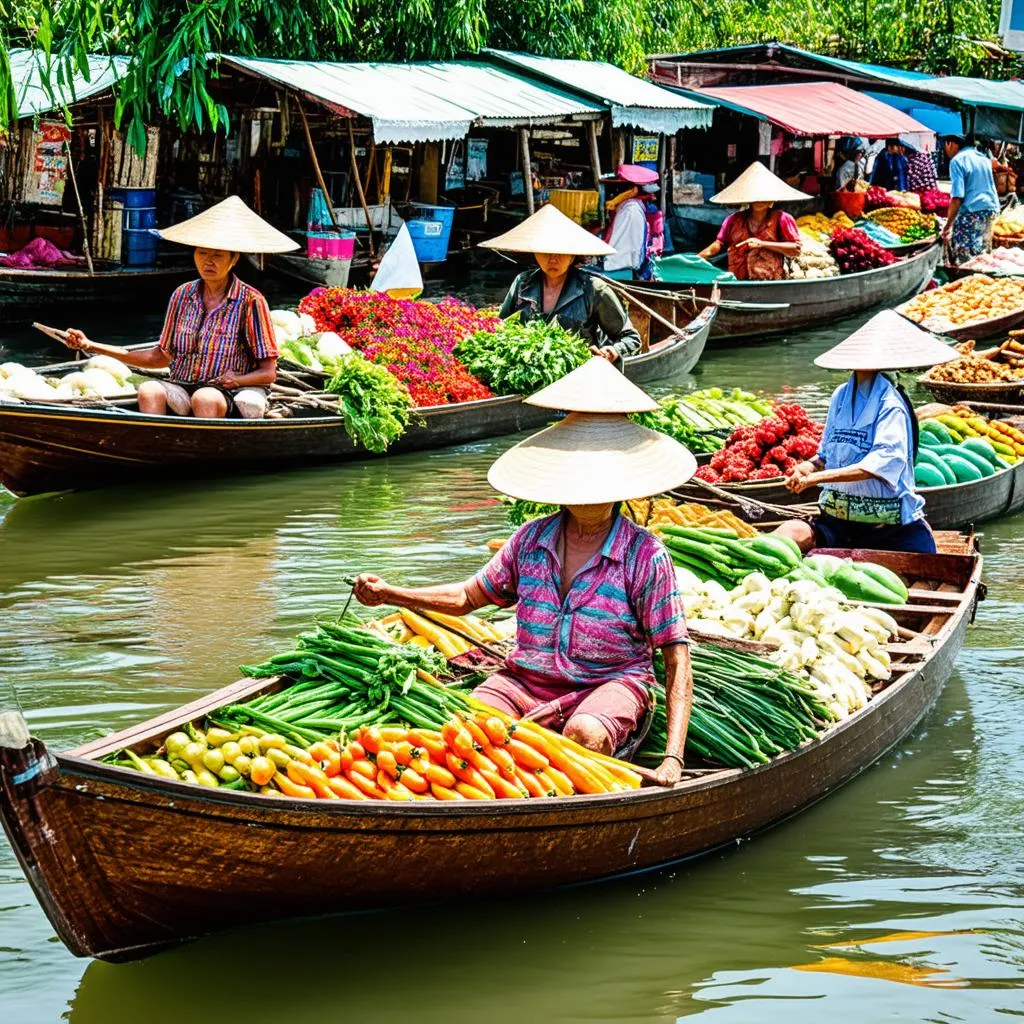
650, 244, 940, 343
0, 548, 980, 960
0, 308, 712, 497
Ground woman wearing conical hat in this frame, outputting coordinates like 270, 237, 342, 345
776, 311, 956, 554
355, 359, 696, 787
481, 204, 642, 365
698, 161, 808, 281
62, 196, 298, 419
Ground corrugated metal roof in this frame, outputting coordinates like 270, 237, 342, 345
217, 55, 605, 144
484, 49, 713, 132
9, 48, 128, 118
690, 82, 932, 138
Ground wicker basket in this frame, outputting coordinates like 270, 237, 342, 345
917, 370, 1024, 405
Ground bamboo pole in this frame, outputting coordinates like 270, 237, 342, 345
658, 134, 667, 215
294, 93, 340, 233
520, 128, 534, 215
65, 139, 95, 275
347, 119, 377, 257
587, 120, 604, 227
381, 147, 393, 203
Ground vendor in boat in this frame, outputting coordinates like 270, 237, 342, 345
697, 162, 808, 281
355, 358, 697, 785
775, 311, 957, 554
483, 204, 641, 364
834, 137, 868, 190
62, 196, 298, 419
870, 138, 910, 192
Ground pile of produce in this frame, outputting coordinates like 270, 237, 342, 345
271, 308, 353, 375
639, 645, 837, 768
0, 356, 136, 403
865, 207, 936, 240
788, 231, 840, 279
960, 247, 1024, 274
625, 500, 758, 536
376, 608, 510, 656
324, 354, 414, 453
796, 212, 854, 243
829, 227, 898, 273
917, 188, 949, 214
655, 524, 909, 605
993, 205, 1024, 243
669, 570, 900, 725
297, 289, 498, 406
855, 220, 902, 247
632, 387, 773, 451
902, 275, 1024, 329
694, 404, 824, 483
453, 315, 590, 396
906, 157, 938, 193
865, 186, 892, 210
914, 423, 1009, 486
927, 351, 1024, 384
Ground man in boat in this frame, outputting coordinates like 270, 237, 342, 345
483, 204, 642, 365
942, 134, 1000, 267
697, 162, 806, 281
775, 311, 957, 554
355, 358, 696, 786
62, 196, 298, 419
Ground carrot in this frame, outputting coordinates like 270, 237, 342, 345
384, 784, 416, 802
376, 770, 397, 793
350, 759, 377, 780
521, 723, 641, 788
327, 776, 369, 800
308, 740, 340, 760
465, 721, 518, 779
408, 729, 447, 762
378, 727, 409, 743
393, 741, 420, 766
397, 765, 429, 794
444, 753, 496, 798
564, 749, 621, 792
514, 766, 548, 798
288, 760, 339, 799
542, 765, 574, 796
359, 727, 385, 755
534, 771, 560, 798
309, 747, 341, 778
376, 751, 400, 778
423, 762, 457, 788
506, 738, 549, 771
346, 770, 385, 798
441, 721, 476, 761
430, 782, 466, 801
480, 769, 524, 799
455, 781, 492, 800
480, 715, 510, 746
273, 772, 316, 800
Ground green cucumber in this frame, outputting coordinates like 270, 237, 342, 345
960, 436, 999, 466
831, 565, 905, 605
804, 553, 845, 579
940, 452, 984, 483
916, 447, 956, 484
947, 446, 995, 477
915, 463, 946, 488
747, 535, 801, 570
920, 420, 953, 444
856, 562, 909, 603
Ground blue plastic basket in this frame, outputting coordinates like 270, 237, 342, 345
122, 228, 158, 266
406, 203, 455, 262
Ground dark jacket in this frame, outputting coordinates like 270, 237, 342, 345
871, 151, 908, 192
498, 267, 642, 359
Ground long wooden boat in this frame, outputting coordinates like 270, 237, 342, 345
640, 243, 940, 344
895, 273, 1024, 341
0, 306, 714, 497
262, 252, 353, 289
0, 542, 982, 961
675, 458, 1024, 531
0, 263, 192, 326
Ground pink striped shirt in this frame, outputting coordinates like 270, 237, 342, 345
158, 275, 277, 383
474, 511, 688, 694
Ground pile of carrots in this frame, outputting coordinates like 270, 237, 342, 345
271, 711, 642, 801
373, 609, 506, 659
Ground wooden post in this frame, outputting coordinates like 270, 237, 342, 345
419, 142, 440, 204
294, 94, 340, 232
587, 120, 604, 227
381, 147, 393, 203
658, 134, 668, 215
65, 139, 95, 275
520, 128, 534, 215
347, 119, 377, 257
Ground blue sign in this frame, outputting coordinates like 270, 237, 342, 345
1002, 0, 1024, 49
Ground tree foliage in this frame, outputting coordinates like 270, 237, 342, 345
0, 0, 1014, 142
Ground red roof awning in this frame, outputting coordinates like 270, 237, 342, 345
694, 81, 932, 137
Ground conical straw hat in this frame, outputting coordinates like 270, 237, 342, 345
526, 356, 660, 413
479, 203, 615, 256
488, 413, 697, 504
710, 161, 811, 205
815, 310, 958, 370
154, 196, 299, 253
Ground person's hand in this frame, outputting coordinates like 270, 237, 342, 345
589, 345, 617, 362
63, 328, 91, 351
941, 222, 953, 243
212, 372, 242, 390
786, 460, 818, 493
654, 755, 683, 787
353, 573, 393, 607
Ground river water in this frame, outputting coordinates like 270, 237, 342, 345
0, 282, 1022, 1023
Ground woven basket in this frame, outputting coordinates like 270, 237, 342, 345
917, 370, 1024, 405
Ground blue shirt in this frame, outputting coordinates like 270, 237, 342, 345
817, 374, 924, 524
949, 147, 999, 215
871, 151, 908, 192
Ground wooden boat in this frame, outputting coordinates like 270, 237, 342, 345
675, 458, 1024, 531
895, 273, 1024, 341
0, 542, 982, 961
0, 263, 192, 326
0, 306, 714, 497
262, 252, 352, 289
639, 243, 939, 344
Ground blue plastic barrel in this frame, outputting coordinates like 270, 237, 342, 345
109, 187, 157, 208
124, 207, 157, 230
122, 228, 158, 266
406, 203, 456, 262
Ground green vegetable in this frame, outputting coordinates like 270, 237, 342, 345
502, 497, 558, 527
279, 339, 323, 371
325, 354, 413, 453
914, 463, 947, 488
747, 535, 801, 570
803, 554, 844, 579
936, 451, 984, 483
960, 437, 999, 466
454, 314, 591, 395
920, 420, 953, 445
916, 447, 956, 484
830, 565, 905, 605
940, 446, 995, 478
855, 562, 909, 603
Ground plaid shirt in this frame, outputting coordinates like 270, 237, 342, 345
158, 275, 277, 383
474, 511, 688, 693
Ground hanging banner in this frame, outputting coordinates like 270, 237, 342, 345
25, 121, 71, 205
631, 135, 659, 163
466, 138, 488, 181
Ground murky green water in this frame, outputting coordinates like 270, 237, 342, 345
0, 288, 1022, 1023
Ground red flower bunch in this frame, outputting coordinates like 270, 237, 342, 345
865, 186, 893, 210
297, 288, 499, 406
918, 188, 950, 214
698, 405, 823, 483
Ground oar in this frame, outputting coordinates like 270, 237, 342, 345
32, 322, 72, 346
680, 476, 815, 522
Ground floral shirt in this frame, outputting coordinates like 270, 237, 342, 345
158, 275, 277, 383
473, 511, 688, 694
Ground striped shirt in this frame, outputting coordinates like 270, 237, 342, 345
158, 275, 277, 383
474, 511, 688, 693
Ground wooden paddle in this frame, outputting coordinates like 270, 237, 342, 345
685, 476, 814, 522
